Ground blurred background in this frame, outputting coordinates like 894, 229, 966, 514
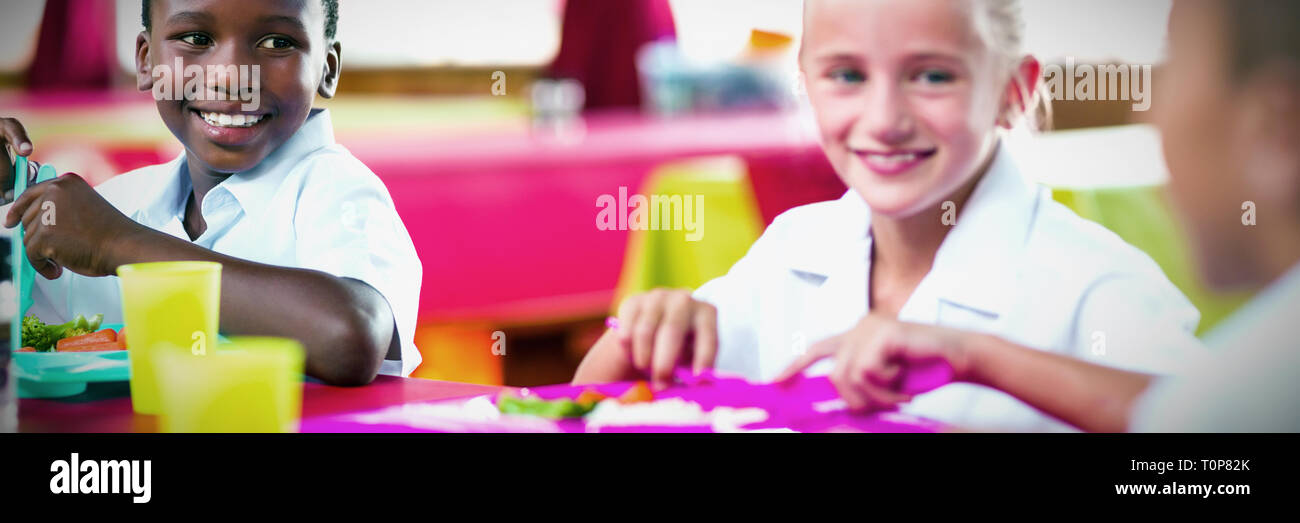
0, 0, 1249, 387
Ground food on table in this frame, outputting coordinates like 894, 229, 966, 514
585, 397, 769, 432
617, 381, 654, 403
574, 389, 608, 407
493, 381, 768, 431
20, 313, 116, 352
55, 340, 127, 352
497, 392, 600, 419
495, 382, 650, 419
55, 328, 117, 350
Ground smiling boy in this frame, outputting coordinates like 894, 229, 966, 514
0, 0, 422, 385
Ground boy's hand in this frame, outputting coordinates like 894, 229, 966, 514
775, 314, 976, 411
4, 173, 150, 279
2, 116, 36, 203
615, 288, 719, 388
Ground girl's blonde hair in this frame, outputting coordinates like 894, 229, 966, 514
801, 0, 1052, 131
969, 0, 1052, 131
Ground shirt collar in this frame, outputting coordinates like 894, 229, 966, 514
925, 143, 1042, 316
785, 142, 1042, 318
219, 108, 336, 221
143, 108, 335, 225
135, 154, 190, 228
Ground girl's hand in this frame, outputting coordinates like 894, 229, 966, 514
3, 172, 152, 279
614, 288, 719, 388
775, 313, 979, 411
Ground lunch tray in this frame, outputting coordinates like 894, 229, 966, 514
13, 323, 129, 398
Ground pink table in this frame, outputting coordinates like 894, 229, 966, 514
18, 375, 504, 433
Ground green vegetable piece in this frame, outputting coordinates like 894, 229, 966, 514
21, 314, 53, 351
497, 394, 599, 419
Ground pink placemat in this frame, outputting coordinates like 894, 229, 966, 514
301, 370, 951, 433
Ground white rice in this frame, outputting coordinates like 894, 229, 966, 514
585, 398, 770, 433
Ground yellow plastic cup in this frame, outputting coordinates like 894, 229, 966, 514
155, 337, 305, 433
117, 261, 222, 415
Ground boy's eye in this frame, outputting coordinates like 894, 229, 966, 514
257, 36, 296, 50
914, 69, 956, 84
827, 67, 865, 84
180, 34, 213, 46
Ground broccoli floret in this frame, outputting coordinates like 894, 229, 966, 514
21, 313, 100, 351
21, 314, 54, 352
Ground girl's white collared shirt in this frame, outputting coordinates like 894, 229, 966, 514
695, 147, 1206, 432
28, 109, 423, 377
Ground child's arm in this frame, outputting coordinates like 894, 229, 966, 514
777, 314, 1155, 432
5, 173, 394, 386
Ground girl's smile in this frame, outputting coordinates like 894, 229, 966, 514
852, 147, 939, 176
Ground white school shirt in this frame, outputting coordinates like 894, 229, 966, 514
694, 145, 1207, 432
1131, 263, 1300, 432
28, 109, 423, 377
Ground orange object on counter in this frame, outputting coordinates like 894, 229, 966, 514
56, 328, 117, 350
58, 340, 126, 352
617, 381, 654, 403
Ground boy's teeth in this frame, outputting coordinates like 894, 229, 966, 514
199, 111, 264, 127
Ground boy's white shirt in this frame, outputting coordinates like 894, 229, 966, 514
1131, 263, 1300, 432
694, 144, 1208, 432
28, 109, 423, 377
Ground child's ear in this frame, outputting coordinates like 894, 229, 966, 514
134, 32, 154, 92
1236, 67, 1300, 219
317, 41, 342, 99
998, 56, 1042, 129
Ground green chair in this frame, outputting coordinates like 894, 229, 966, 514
613, 156, 764, 312
1051, 185, 1252, 336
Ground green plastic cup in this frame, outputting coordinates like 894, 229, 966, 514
117, 261, 222, 415
155, 337, 305, 433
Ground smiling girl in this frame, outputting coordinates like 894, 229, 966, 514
575, 0, 1206, 431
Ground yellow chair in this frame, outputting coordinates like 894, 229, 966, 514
1051, 185, 1252, 336
613, 156, 764, 310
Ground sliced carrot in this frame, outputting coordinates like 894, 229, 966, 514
617, 381, 654, 403
56, 328, 117, 350
17, 346, 36, 352
57, 340, 126, 352
575, 389, 608, 407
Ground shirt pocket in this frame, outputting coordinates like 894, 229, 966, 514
935, 299, 1001, 334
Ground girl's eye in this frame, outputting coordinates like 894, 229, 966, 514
914, 69, 956, 84
258, 36, 295, 50
180, 34, 212, 46
827, 67, 865, 84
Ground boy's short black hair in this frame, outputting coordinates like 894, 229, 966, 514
142, 0, 339, 41
1224, 0, 1300, 81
